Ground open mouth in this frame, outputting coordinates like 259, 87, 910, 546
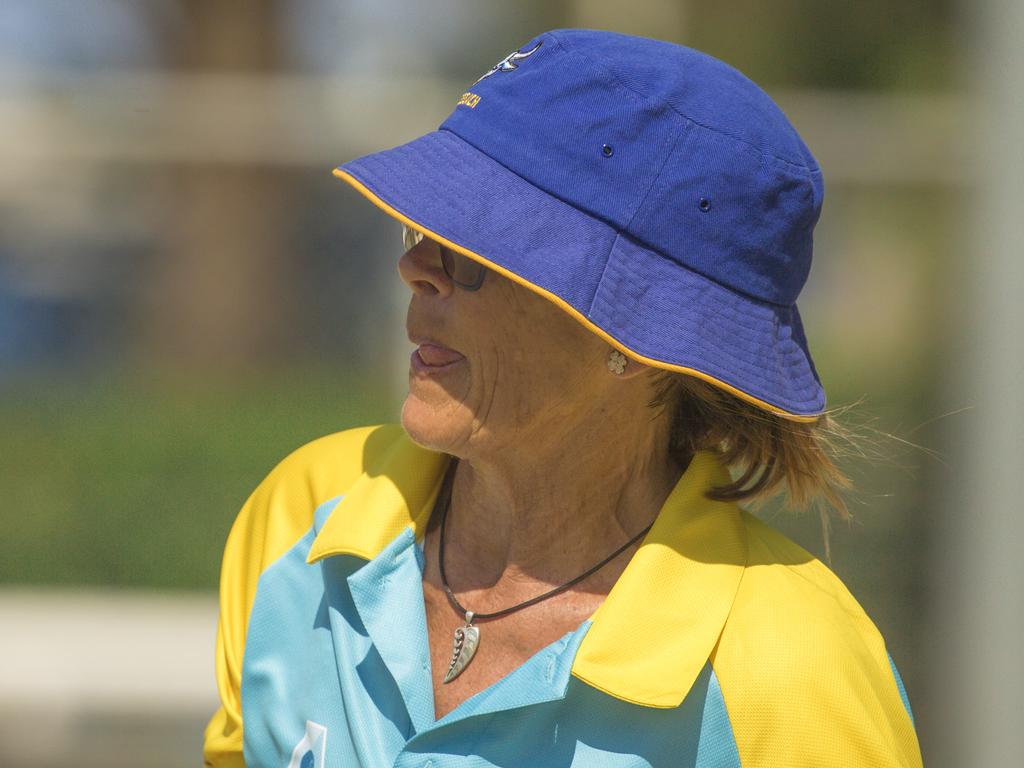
411, 344, 465, 374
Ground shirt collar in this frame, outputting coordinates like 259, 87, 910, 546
306, 427, 748, 709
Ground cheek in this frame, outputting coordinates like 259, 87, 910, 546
486, 303, 550, 377
492, 328, 590, 407
469, 277, 600, 409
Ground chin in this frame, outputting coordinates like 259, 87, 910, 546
399, 394, 469, 455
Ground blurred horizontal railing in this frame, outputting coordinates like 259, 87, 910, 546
0, 71, 972, 185
0, 587, 218, 768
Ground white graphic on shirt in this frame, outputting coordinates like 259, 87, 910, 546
287, 721, 327, 768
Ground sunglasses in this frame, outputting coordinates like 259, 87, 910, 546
401, 223, 487, 291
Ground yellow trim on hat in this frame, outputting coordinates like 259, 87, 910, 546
332, 167, 823, 423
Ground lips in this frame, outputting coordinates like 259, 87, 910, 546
416, 343, 465, 366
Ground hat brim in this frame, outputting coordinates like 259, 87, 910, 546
334, 128, 826, 420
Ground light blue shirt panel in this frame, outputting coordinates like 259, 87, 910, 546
887, 651, 915, 726
241, 495, 741, 767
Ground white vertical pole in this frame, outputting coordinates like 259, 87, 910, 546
930, 1, 1024, 764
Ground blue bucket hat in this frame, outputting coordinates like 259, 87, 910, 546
334, 28, 826, 420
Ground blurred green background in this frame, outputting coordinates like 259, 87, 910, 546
2, 1, 1011, 766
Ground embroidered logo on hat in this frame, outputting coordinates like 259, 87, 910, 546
473, 40, 543, 85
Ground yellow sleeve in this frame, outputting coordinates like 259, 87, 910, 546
711, 510, 923, 767
201, 424, 398, 767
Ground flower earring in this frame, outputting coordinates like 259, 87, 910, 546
607, 349, 627, 375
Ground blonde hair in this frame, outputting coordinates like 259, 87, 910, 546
646, 369, 859, 563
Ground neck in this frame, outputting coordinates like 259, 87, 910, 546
433, 414, 688, 600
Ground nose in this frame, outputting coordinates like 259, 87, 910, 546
397, 236, 455, 297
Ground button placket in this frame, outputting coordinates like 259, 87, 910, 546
347, 527, 438, 734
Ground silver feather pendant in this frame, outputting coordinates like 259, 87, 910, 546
443, 611, 480, 683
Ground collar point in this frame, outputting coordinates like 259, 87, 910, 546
569, 667, 685, 709
305, 550, 326, 565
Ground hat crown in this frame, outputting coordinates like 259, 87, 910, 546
440, 28, 824, 307
549, 29, 819, 171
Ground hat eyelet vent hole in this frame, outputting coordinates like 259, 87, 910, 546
601, 144, 614, 157
699, 197, 711, 212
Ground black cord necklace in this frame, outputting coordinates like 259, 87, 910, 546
436, 456, 661, 684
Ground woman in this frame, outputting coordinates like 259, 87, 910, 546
204, 29, 923, 767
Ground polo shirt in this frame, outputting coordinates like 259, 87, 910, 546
202, 423, 923, 768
